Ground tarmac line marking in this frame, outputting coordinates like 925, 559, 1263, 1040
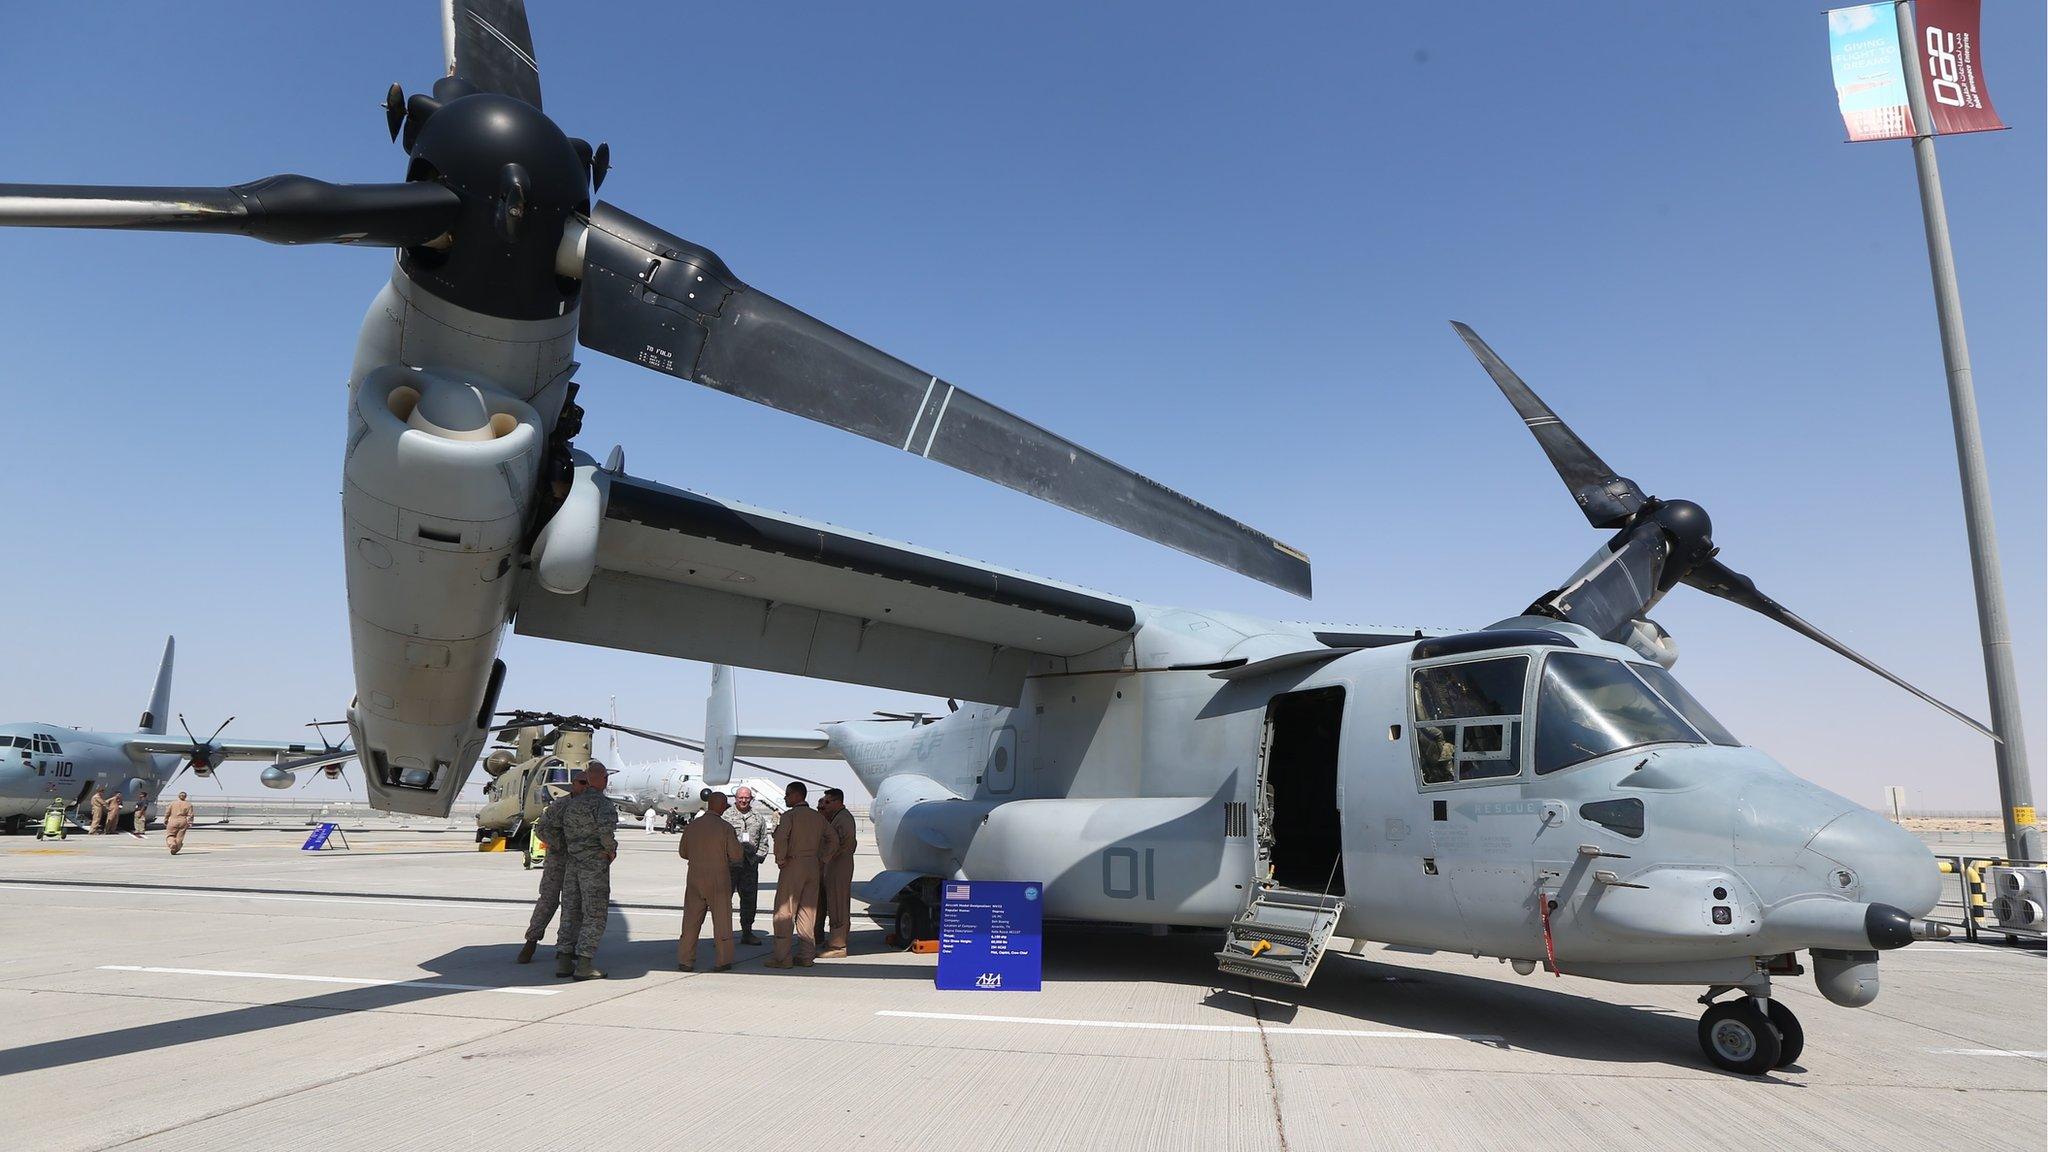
876, 1010, 1503, 1043
1928, 1048, 2048, 1059
0, 882, 528, 913
99, 965, 559, 997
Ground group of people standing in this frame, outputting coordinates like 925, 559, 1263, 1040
516, 769, 860, 980
78, 785, 198, 851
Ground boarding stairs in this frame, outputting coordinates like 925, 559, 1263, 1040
1215, 882, 1345, 987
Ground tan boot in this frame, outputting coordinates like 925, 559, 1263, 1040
573, 957, 605, 981
764, 958, 792, 969
816, 948, 848, 959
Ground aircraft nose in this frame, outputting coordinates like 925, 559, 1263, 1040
1806, 808, 1942, 916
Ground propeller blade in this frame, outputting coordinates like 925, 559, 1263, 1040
1451, 322, 1647, 530
1546, 526, 1671, 641
1683, 557, 1996, 740
205, 716, 235, 746
177, 715, 198, 744
0, 177, 461, 247
575, 202, 1312, 598
443, 0, 542, 109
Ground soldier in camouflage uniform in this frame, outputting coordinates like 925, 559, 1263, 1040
516, 773, 586, 965
723, 785, 772, 945
553, 764, 619, 980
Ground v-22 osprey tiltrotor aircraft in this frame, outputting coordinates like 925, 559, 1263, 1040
0, 1, 1988, 1074
701, 329, 1989, 1077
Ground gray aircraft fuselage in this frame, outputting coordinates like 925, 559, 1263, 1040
831, 605, 1936, 991
0, 724, 178, 826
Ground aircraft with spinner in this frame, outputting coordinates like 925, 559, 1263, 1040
0, 1, 2004, 1073
0, 638, 357, 833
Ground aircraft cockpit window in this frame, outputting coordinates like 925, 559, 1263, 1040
1412, 656, 1528, 785
1535, 652, 1703, 775
543, 762, 573, 786
1632, 665, 1740, 747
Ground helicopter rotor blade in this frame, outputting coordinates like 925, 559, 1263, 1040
603, 720, 704, 754
0, 177, 461, 247
1683, 558, 1995, 740
573, 202, 1313, 598
1451, 322, 1647, 530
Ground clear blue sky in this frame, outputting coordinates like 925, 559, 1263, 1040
1, 1, 2039, 811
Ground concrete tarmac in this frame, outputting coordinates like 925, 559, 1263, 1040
1, 824, 2042, 1151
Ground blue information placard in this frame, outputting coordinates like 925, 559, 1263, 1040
301, 823, 338, 851
936, 880, 1042, 991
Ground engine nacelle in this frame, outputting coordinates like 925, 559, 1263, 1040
483, 749, 517, 778
259, 766, 296, 790
343, 363, 542, 815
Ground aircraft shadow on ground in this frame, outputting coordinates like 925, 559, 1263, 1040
804, 924, 1759, 1074
2, 911, 1754, 1079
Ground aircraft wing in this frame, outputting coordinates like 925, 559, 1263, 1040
513, 474, 1138, 705
122, 737, 354, 769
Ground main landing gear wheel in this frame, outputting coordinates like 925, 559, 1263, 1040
2, 815, 23, 835
893, 902, 933, 951
1698, 999, 1783, 1075
1764, 1000, 1804, 1068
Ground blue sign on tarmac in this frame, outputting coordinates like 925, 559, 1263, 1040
936, 880, 1042, 991
301, 823, 338, 851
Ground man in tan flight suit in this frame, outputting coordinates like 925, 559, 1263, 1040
677, 791, 743, 971
816, 788, 858, 958
88, 787, 107, 834
104, 792, 123, 836
767, 782, 838, 969
131, 791, 149, 839
164, 792, 196, 855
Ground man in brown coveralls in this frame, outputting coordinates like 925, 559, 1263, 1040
88, 786, 107, 834
766, 781, 838, 969
163, 792, 195, 854
816, 788, 858, 958
131, 791, 149, 839
104, 792, 123, 836
677, 791, 743, 971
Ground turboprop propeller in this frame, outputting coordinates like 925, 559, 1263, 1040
0, 7, 1309, 599
168, 714, 236, 788
1452, 321, 1994, 739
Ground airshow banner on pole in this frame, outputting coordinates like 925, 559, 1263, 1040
1828, 3, 1913, 141
1910, 0, 2003, 136
1827, 1, 2004, 142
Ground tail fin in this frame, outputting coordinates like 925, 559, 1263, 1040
138, 637, 174, 734
703, 665, 737, 786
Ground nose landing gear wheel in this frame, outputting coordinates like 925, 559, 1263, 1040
1698, 999, 1783, 1075
1764, 1000, 1804, 1068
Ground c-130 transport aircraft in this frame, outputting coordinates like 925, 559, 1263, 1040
0, 1, 1992, 1074
0, 638, 357, 832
